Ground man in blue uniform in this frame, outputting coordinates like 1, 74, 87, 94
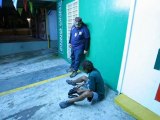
59, 60, 105, 109
68, 17, 90, 78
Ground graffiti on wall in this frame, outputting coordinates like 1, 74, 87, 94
58, 0, 63, 54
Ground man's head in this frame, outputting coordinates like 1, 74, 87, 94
82, 60, 94, 73
74, 17, 82, 28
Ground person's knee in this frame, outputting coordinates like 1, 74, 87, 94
78, 75, 87, 81
81, 76, 88, 80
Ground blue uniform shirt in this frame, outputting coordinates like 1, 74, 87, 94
69, 24, 90, 50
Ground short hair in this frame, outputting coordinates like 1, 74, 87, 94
82, 60, 94, 73
74, 17, 82, 27
75, 17, 82, 22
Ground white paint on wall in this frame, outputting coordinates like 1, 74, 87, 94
118, 0, 160, 115
113, 0, 131, 10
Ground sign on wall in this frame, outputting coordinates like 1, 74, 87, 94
154, 49, 160, 70
155, 84, 160, 102
57, 0, 63, 54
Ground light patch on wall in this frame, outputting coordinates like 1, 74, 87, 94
113, 0, 131, 11
99, 0, 108, 16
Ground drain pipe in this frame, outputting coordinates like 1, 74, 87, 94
117, 0, 137, 94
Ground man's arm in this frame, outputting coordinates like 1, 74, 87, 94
76, 82, 85, 88
84, 38, 90, 54
69, 26, 74, 45
69, 30, 72, 44
83, 26, 90, 53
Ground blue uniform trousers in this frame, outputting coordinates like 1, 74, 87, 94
71, 48, 84, 71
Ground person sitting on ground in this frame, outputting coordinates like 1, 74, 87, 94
59, 60, 105, 109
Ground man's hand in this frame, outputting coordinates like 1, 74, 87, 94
84, 50, 88, 54
69, 44, 72, 48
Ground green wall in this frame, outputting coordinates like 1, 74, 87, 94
57, 0, 131, 90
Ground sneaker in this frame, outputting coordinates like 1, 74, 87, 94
68, 87, 78, 95
66, 80, 77, 86
59, 101, 74, 109
66, 67, 74, 72
70, 71, 78, 78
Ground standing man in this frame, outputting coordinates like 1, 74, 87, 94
68, 17, 90, 78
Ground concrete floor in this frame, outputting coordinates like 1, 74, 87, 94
0, 49, 136, 120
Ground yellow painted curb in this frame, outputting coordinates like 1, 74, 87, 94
115, 94, 160, 120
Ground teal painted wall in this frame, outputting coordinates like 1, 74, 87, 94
57, 0, 131, 90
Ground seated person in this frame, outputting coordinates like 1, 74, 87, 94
59, 60, 105, 109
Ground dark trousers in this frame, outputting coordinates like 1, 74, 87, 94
71, 48, 84, 71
